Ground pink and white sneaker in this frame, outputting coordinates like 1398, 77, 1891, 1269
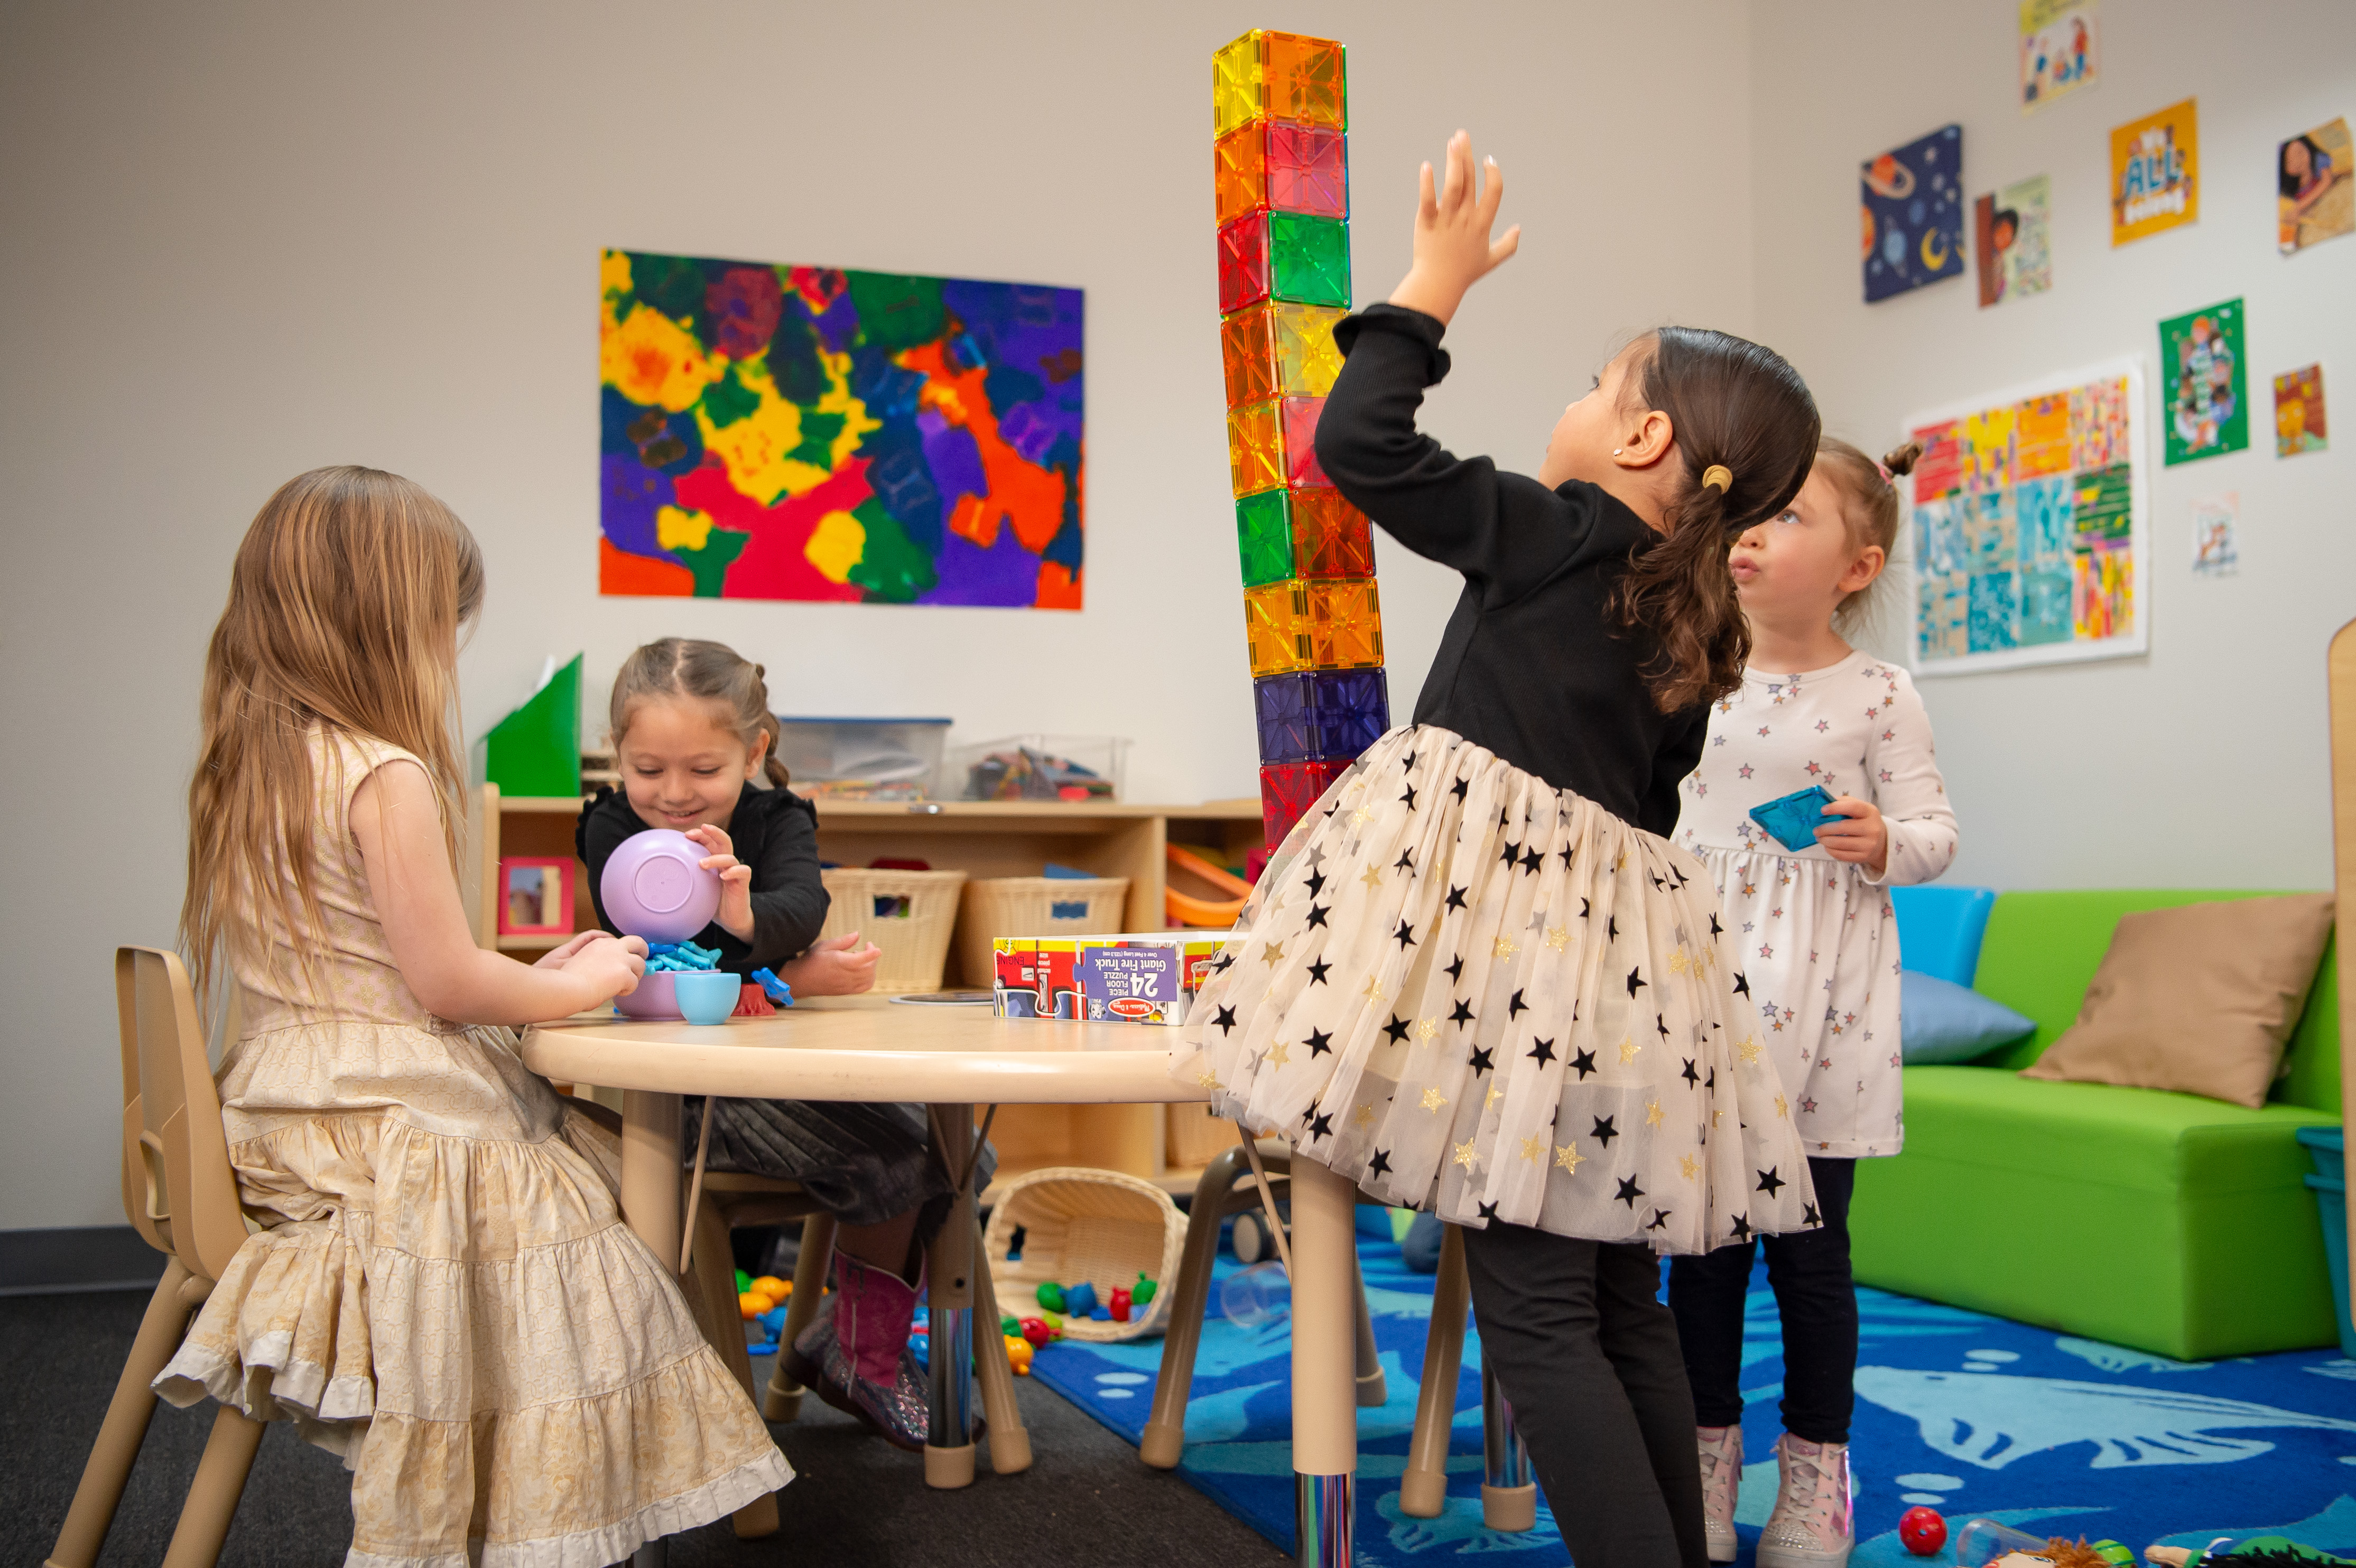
1756, 1433, 1854, 1568
1697, 1425, 1742, 1564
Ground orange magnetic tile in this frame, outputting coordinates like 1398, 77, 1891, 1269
1263, 32, 1346, 129
1220, 304, 1277, 410
1304, 577, 1383, 669
1228, 401, 1286, 498
1214, 124, 1268, 227
1244, 579, 1312, 676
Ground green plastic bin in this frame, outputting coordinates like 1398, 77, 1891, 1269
2297, 1125, 2356, 1360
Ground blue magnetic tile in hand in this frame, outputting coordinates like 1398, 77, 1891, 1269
1749, 785, 1838, 851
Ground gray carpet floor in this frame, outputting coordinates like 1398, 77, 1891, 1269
7, 1288, 1281, 1566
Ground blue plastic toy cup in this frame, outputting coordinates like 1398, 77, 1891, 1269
674, 971, 739, 1026
1219, 1260, 1291, 1329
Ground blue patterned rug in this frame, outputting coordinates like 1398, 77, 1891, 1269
1010, 1226, 2356, 1564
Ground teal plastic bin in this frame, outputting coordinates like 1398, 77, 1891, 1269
2297, 1125, 2356, 1360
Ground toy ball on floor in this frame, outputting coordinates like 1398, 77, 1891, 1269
1900, 1507, 1947, 1556
600, 829, 721, 943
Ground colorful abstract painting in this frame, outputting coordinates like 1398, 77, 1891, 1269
1862, 124, 1964, 303
600, 249, 1084, 607
1908, 358, 2150, 675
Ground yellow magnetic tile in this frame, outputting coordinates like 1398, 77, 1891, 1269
1213, 31, 1265, 138
1227, 400, 1286, 499
1273, 302, 1346, 397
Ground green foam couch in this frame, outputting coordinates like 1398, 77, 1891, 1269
1851, 889, 2343, 1360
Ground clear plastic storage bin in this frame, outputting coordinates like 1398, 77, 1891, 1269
948, 734, 1131, 802
774, 716, 950, 799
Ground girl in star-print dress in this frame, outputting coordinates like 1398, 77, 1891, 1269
1667, 439, 1958, 1568
1172, 132, 1823, 1568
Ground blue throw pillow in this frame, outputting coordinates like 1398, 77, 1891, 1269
1900, 970, 2037, 1065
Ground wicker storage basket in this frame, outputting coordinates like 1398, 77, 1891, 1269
819, 867, 967, 993
982, 1166, 1185, 1343
954, 875, 1131, 986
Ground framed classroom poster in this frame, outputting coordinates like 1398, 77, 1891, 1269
1907, 357, 2151, 676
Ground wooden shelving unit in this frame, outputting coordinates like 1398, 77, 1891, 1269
463, 785, 1261, 1194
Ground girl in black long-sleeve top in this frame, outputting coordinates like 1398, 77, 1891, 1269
1173, 134, 1825, 1568
577, 638, 990, 1453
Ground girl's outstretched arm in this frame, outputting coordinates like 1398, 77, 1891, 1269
354, 759, 647, 1024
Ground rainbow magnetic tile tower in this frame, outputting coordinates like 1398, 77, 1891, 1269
1213, 28, 1389, 847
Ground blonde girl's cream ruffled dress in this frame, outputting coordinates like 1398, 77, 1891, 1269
1173, 726, 1821, 1255
155, 729, 791, 1568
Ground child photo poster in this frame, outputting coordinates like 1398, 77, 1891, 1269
2191, 493, 2240, 579
2111, 98, 2199, 246
2159, 299, 2249, 466
2279, 116, 2353, 254
2275, 364, 2329, 456
1862, 124, 1965, 303
1974, 174, 2053, 307
2019, 0, 2097, 112
1907, 357, 2150, 677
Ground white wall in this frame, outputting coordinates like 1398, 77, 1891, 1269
0, 1, 1756, 1229
1749, 0, 2356, 893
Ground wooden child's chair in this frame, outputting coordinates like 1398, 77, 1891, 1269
49, 947, 266, 1568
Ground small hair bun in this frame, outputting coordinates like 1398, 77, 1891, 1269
1881, 440, 1924, 480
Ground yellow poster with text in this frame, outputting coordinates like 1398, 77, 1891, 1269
2111, 99, 2199, 245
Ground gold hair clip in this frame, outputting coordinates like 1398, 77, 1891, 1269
1701, 465, 1733, 493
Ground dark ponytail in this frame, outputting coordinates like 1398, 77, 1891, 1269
1610, 327, 1822, 712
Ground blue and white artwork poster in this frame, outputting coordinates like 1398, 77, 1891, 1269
1863, 124, 1965, 303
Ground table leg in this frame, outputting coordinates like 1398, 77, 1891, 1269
1288, 1156, 1355, 1568
618, 1090, 682, 1568
924, 1104, 977, 1489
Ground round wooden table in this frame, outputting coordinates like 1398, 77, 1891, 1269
521, 995, 1361, 1568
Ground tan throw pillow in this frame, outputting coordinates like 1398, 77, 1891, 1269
2021, 893, 2335, 1109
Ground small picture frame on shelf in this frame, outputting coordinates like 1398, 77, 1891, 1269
498, 857, 574, 938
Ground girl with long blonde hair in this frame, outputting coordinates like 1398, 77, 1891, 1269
157, 466, 791, 1565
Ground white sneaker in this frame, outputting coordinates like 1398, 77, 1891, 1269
1697, 1425, 1741, 1564
1756, 1433, 1853, 1568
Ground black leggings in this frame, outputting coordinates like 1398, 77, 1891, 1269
1461, 1223, 1706, 1568
1666, 1156, 1858, 1445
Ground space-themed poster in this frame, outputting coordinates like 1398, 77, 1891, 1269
1862, 124, 1965, 303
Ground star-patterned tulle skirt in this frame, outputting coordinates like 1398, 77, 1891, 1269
1171, 726, 1821, 1256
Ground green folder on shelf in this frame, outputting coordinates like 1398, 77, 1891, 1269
483, 655, 581, 797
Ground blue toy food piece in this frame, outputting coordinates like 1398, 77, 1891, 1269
646, 939, 725, 974
1064, 1281, 1099, 1318
1749, 785, 1840, 852
750, 967, 795, 1006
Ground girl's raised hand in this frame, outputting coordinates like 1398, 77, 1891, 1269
686, 825, 756, 942
1388, 129, 1521, 328
1814, 796, 1889, 878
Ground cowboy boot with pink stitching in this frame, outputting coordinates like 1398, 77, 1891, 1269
784, 1251, 931, 1451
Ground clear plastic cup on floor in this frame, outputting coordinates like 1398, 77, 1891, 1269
1953, 1519, 2053, 1568
1219, 1260, 1292, 1328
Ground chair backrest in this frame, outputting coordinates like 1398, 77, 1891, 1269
1888, 885, 1998, 986
115, 947, 248, 1284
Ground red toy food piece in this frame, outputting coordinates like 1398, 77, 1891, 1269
1899, 1507, 1947, 1556
1021, 1317, 1053, 1348
1110, 1287, 1133, 1323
